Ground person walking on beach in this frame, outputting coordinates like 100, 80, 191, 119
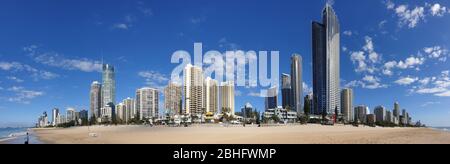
24, 132, 29, 144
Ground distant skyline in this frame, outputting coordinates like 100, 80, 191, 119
1, 0, 450, 127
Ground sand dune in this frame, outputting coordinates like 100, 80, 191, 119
33, 124, 450, 144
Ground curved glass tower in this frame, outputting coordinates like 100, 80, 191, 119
312, 4, 340, 115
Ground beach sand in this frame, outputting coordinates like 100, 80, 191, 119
32, 124, 450, 144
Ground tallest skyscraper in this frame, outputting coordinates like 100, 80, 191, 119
312, 3, 340, 116
102, 64, 116, 107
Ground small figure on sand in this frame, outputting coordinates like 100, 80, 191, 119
24, 132, 29, 144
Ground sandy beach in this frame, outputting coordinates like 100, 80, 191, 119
31, 124, 450, 144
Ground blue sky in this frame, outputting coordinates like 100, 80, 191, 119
1, 0, 450, 127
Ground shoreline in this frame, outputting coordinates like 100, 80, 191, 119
29, 124, 450, 144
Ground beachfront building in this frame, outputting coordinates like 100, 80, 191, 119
102, 64, 116, 108
164, 82, 182, 116
78, 110, 88, 125
220, 81, 235, 115
90, 81, 102, 119
204, 77, 218, 114
264, 107, 298, 123
116, 103, 125, 122
312, 4, 341, 117
37, 112, 49, 128
393, 102, 400, 121
136, 87, 159, 121
386, 110, 393, 123
374, 106, 386, 123
66, 108, 76, 122
51, 108, 59, 126
281, 73, 293, 109
184, 64, 205, 115
341, 88, 353, 123
354, 105, 368, 124
99, 102, 116, 123
123, 98, 135, 122
291, 54, 303, 116
265, 86, 278, 110
241, 103, 258, 123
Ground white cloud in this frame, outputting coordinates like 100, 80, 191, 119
395, 76, 419, 85
435, 90, 450, 97
343, 31, 352, 36
386, 1, 449, 28
303, 82, 313, 95
429, 3, 447, 16
6, 76, 24, 83
137, 1, 153, 16
138, 71, 169, 90
0, 61, 58, 80
421, 101, 440, 107
423, 46, 448, 61
397, 56, 425, 69
350, 51, 368, 73
395, 5, 425, 28
346, 75, 388, 89
138, 71, 169, 83
412, 70, 450, 97
349, 36, 381, 74
378, 20, 388, 29
32, 53, 102, 72
363, 36, 374, 53
0, 61, 21, 71
385, 0, 395, 9
190, 17, 206, 24
5, 86, 44, 104
382, 61, 397, 76
416, 87, 446, 94
419, 77, 431, 85
112, 23, 129, 30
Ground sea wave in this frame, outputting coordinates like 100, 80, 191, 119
432, 127, 450, 132
8, 132, 28, 138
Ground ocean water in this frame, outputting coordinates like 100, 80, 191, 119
433, 127, 450, 132
0, 127, 42, 144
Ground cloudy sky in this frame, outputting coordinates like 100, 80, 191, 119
0, 0, 449, 127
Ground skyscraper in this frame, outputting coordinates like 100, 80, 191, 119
51, 108, 59, 126
291, 54, 303, 116
355, 105, 368, 123
136, 87, 159, 120
204, 77, 218, 114
102, 64, 116, 107
66, 108, 76, 122
123, 97, 135, 122
164, 82, 182, 115
304, 94, 314, 115
312, 4, 341, 116
184, 64, 204, 115
393, 102, 400, 120
341, 88, 353, 122
265, 86, 278, 110
90, 81, 102, 119
116, 103, 125, 122
220, 81, 235, 115
281, 73, 293, 109
374, 106, 386, 123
